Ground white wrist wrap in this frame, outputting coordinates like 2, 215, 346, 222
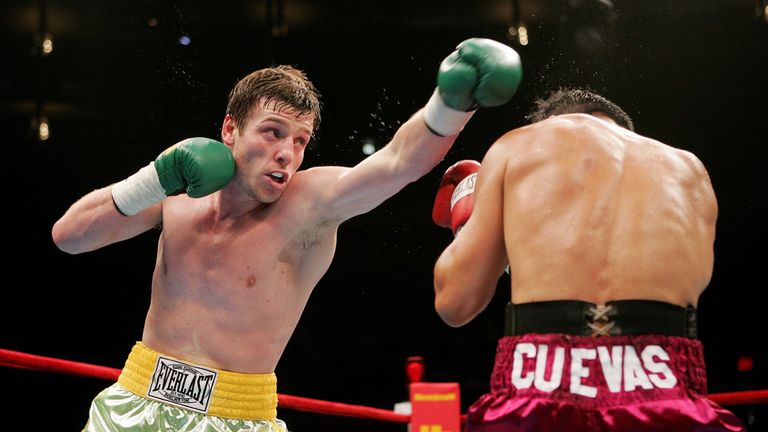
111, 162, 167, 216
423, 89, 476, 137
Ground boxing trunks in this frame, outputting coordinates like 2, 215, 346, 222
465, 300, 745, 431
82, 342, 287, 432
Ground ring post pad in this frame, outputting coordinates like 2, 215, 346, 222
410, 382, 461, 432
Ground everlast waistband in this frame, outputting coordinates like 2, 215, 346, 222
117, 342, 278, 420
504, 300, 697, 339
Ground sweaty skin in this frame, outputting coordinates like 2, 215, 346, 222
434, 113, 718, 327
52, 100, 457, 373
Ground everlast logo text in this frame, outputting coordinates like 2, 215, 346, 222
450, 172, 477, 209
147, 357, 218, 413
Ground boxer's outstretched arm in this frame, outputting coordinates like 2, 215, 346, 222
316, 38, 522, 222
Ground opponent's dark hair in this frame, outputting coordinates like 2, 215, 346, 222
526, 88, 634, 131
227, 65, 322, 136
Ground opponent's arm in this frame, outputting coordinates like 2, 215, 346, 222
52, 137, 234, 254
318, 38, 522, 222
433, 145, 509, 327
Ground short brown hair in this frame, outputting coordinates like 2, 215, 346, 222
227, 65, 322, 136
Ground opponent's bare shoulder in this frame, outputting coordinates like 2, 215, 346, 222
486, 114, 609, 170
650, 137, 718, 218
612, 121, 716, 191
669, 144, 715, 187
495, 114, 613, 149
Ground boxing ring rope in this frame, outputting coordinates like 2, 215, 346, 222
0, 348, 408, 423
1, 347, 766, 426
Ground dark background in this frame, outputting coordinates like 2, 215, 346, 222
1, 0, 767, 430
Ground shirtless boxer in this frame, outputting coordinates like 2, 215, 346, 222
432, 88, 745, 431
51, 39, 522, 431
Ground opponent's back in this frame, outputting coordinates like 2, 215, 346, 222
498, 114, 717, 306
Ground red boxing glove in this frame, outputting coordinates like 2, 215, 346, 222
432, 160, 481, 235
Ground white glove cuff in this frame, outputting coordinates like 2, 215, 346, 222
111, 162, 167, 216
423, 89, 476, 137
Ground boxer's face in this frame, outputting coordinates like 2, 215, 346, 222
222, 100, 314, 203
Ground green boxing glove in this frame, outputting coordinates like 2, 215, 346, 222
424, 38, 523, 136
111, 137, 235, 216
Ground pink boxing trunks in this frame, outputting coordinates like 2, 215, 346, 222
465, 301, 745, 432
